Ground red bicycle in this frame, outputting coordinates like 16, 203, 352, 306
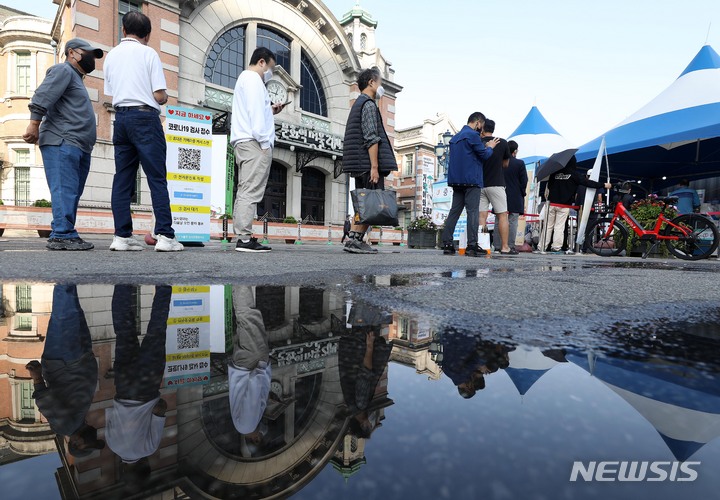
586, 193, 720, 260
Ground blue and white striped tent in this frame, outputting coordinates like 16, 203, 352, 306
508, 106, 572, 164
577, 45, 720, 187
567, 351, 720, 461
505, 345, 561, 396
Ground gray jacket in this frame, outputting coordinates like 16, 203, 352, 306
29, 62, 96, 153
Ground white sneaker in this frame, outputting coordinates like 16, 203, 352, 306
110, 235, 144, 251
155, 234, 184, 252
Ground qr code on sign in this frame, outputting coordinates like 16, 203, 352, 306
178, 147, 201, 171
177, 327, 200, 349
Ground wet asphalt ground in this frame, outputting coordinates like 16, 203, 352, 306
2, 234, 718, 342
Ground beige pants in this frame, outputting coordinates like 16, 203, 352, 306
233, 140, 273, 237
544, 206, 570, 251
231, 286, 269, 370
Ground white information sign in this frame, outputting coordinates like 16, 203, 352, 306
163, 286, 211, 388
165, 106, 213, 242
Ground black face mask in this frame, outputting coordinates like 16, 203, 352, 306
76, 52, 95, 74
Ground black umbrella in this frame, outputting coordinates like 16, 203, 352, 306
535, 148, 579, 181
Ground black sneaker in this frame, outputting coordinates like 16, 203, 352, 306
235, 237, 271, 253
343, 235, 377, 254
465, 244, 486, 257
46, 237, 94, 251
441, 243, 456, 255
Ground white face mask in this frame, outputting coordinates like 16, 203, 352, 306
263, 68, 273, 83
376, 85, 386, 98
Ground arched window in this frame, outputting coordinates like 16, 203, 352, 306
204, 26, 245, 89
360, 33, 367, 51
256, 26, 291, 71
300, 51, 327, 117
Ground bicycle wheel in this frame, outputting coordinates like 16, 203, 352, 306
586, 218, 628, 257
663, 214, 720, 260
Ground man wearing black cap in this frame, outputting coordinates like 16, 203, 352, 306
23, 38, 103, 251
25, 284, 105, 457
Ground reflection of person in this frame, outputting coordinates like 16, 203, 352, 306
440, 330, 510, 399
229, 286, 271, 452
670, 179, 701, 214
341, 67, 399, 254
105, 285, 171, 474
441, 112, 499, 257
339, 303, 392, 437
24, 39, 103, 251
27, 285, 105, 456
104, 12, 183, 252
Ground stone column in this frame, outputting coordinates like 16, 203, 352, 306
289, 171, 302, 220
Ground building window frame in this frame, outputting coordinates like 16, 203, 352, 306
300, 50, 327, 118
256, 26, 291, 72
403, 153, 414, 177
15, 284, 32, 313
15, 51, 31, 96
204, 25, 247, 90
118, 0, 142, 44
14, 165, 31, 207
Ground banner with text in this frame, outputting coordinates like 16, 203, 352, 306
163, 285, 211, 388
165, 106, 213, 242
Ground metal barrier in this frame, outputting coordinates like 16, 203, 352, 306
295, 221, 303, 245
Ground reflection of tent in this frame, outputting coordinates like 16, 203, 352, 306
577, 45, 720, 188
508, 106, 572, 163
567, 351, 720, 461
505, 346, 560, 396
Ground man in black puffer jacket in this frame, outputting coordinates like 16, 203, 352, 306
341, 67, 398, 254
545, 156, 611, 253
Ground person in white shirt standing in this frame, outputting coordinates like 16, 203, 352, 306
104, 11, 183, 252
231, 47, 287, 253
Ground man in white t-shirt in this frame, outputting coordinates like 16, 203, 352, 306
106, 285, 171, 475
104, 11, 183, 253
231, 47, 287, 253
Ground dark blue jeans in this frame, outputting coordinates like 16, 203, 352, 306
40, 143, 91, 239
112, 285, 171, 401
111, 109, 174, 238
44, 285, 92, 361
441, 186, 481, 247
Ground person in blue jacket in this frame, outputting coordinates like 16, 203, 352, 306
670, 179, 701, 214
440, 112, 499, 257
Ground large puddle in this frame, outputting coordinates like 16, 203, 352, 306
0, 282, 718, 499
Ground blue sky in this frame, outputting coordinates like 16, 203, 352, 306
8, 0, 720, 145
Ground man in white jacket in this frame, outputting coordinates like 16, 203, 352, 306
231, 47, 287, 253
229, 286, 271, 454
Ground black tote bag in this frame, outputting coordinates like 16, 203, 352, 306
351, 188, 399, 227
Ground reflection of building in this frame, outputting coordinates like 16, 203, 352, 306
392, 114, 457, 227
0, 7, 53, 206
0, 283, 54, 465
178, 287, 392, 498
53, 285, 179, 499
47, 285, 393, 499
388, 313, 441, 380
5, 0, 401, 226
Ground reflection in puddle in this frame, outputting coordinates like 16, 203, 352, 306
0, 283, 719, 499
